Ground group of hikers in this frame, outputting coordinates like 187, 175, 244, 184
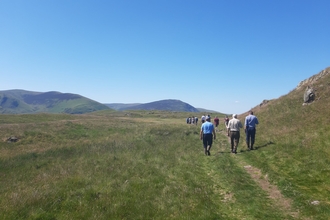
186, 116, 199, 125
186, 115, 220, 128
197, 111, 259, 156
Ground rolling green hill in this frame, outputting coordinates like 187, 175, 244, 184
0, 90, 109, 114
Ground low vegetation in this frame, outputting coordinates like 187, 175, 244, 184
0, 110, 290, 219
1, 68, 330, 219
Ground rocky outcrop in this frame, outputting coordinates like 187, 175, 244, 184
296, 67, 330, 106
296, 67, 330, 90
259, 99, 270, 107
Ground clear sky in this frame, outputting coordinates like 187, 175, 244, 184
1, 0, 329, 114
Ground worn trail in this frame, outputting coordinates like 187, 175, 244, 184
217, 129, 301, 219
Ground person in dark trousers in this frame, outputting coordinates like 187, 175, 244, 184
224, 115, 229, 128
195, 116, 198, 125
224, 115, 229, 136
200, 116, 216, 156
201, 115, 206, 123
227, 114, 243, 154
244, 110, 259, 150
213, 116, 220, 131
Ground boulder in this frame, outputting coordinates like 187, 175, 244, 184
303, 86, 315, 104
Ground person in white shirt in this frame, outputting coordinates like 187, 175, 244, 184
227, 114, 243, 154
201, 115, 206, 123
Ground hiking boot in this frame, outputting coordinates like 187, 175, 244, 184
207, 151, 210, 156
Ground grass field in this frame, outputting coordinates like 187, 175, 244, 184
0, 108, 329, 219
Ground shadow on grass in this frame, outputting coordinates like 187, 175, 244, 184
219, 133, 275, 154
217, 150, 233, 154
238, 141, 275, 153
255, 141, 275, 149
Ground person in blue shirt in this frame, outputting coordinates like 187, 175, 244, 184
244, 110, 259, 150
200, 116, 216, 155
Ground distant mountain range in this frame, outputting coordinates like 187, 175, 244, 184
0, 90, 218, 114
106, 102, 219, 113
105, 100, 200, 112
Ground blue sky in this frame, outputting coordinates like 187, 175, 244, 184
1, 0, 329, 114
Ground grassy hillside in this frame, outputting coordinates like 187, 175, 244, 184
1, 68, 330, 219
237, 67, 330, 218
0, 90, 109, 114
